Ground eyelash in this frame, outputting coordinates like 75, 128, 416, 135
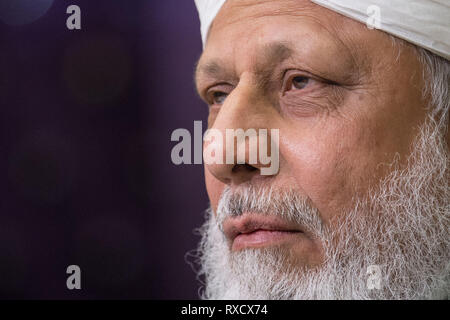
211, 91, 228, 105
281, 70, 323, 93
206, 84, 232, 106
205, 71, 330, 106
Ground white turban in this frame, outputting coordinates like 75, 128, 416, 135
194, 0, 450, 60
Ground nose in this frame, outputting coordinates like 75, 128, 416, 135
203, 81, 278, 186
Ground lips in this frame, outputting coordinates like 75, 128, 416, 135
222, 213, 303, 251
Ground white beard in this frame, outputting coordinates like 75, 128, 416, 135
194, 119, 450, 300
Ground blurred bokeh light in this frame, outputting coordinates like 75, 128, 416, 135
0, 0, 208, 299
72, 216, 146, 295
7, 131, 76, 206
63, 34, 132, 106
0, 0, 54, 26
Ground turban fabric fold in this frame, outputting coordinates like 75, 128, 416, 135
194, 0, 450, 60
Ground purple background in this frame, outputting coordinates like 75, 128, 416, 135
0, 0, 209, 299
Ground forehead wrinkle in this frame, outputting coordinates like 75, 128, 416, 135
197, 42, 292, 78
214, 0, 318, 31
209, 0, 361, 79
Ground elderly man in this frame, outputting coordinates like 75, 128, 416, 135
192, 0, 449, 299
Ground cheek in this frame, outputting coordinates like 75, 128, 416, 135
204, 167, 225, 214
280, 127, 357, 222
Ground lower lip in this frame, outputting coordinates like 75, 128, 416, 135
232, 230, 301, 251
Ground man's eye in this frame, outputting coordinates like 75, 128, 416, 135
291, 76, 310, 90
212, 91, 228, 105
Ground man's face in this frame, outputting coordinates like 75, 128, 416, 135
196, 0, 426, 263
194, 0, 449, 299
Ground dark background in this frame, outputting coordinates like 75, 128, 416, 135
0, 0, 209, 299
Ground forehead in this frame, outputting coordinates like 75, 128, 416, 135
211, 0, 333, 32
195, 0, 376, 82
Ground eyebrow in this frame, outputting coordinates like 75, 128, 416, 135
258, 42, 293, 71
255, 42, 293, 90
195, 60, 232, 82
195, 42, 294, 92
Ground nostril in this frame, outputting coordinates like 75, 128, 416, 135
231, 163, 259, 173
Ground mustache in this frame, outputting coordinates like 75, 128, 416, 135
215, 185, 326, 237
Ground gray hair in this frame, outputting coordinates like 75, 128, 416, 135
417, 48, 449, 132
390, 36, 449, 133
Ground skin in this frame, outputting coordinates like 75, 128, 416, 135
195, 0, 439, 267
